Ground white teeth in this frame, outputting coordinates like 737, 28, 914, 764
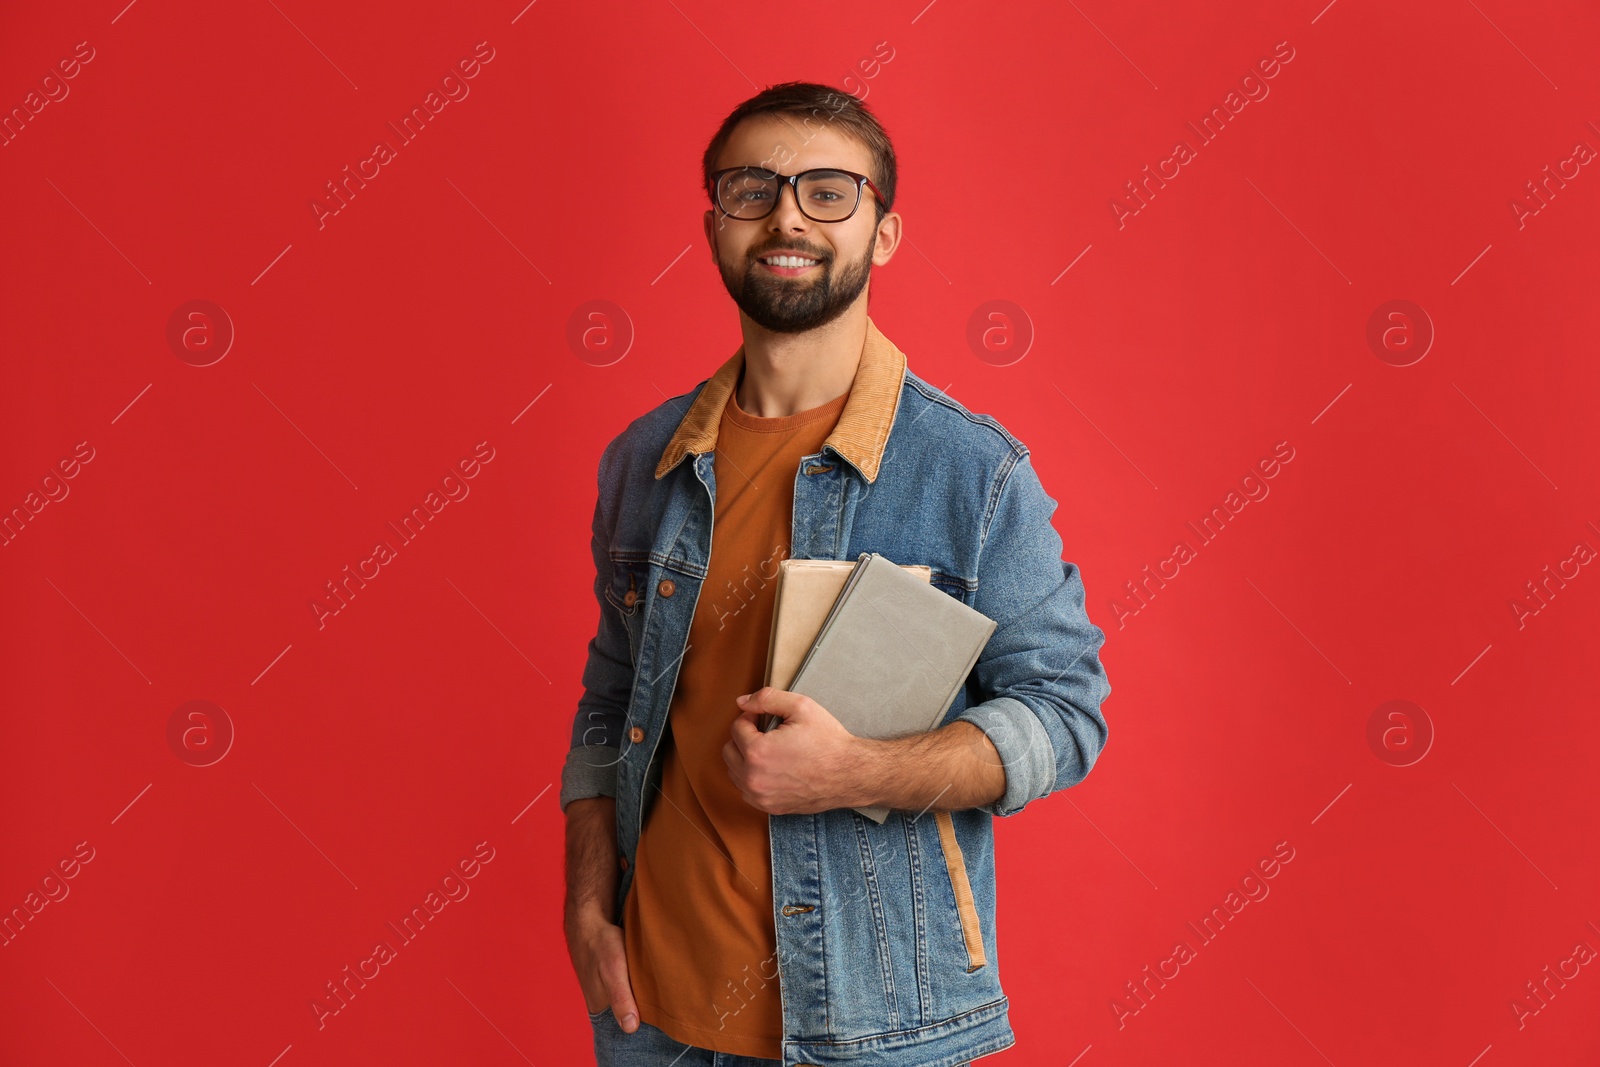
762, 255, 819, 268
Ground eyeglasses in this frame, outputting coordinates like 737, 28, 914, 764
710, 166, 884, 223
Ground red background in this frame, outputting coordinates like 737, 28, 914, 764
3, 0, 1598, 1064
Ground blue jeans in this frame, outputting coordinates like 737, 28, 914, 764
588, 1007, 779, 1066
588, 1007, 971, 1066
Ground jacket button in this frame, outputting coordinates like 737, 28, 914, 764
629, 726, 644, 743
619, 854, 629, 871
658, 579, 675, 597
622, 589, 638, 608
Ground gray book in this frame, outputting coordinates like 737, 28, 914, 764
759, 551, 998, 823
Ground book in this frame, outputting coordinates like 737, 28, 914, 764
759, 552, 998, 823
763, 557, 933, 694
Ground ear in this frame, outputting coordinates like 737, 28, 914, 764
871, 210, 901, 267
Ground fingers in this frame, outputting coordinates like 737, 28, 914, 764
600, 926, 640, 1032
738, 686, 793, 708
734, 688, 808, 737
729, 708, 765, 739
722, 737, 746, 780
723, 739, 766, 810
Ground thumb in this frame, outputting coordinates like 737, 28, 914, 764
602, 936, 641, 1032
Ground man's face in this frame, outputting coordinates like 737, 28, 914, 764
703, 115, 897, 334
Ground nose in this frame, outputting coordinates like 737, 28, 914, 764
768, 179, 810, 230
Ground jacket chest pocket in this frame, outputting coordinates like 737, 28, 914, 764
602, 556, 651, 668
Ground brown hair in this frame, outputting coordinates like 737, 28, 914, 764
701, 81, 898, 223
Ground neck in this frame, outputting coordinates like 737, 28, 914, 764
735, 304, 868, 418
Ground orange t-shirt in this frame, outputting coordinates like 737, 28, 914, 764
623, 377, 849, 1058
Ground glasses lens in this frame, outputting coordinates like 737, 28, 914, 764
717, 168, 779, 217
797, 170, 861, 220
716, 169, 862, 220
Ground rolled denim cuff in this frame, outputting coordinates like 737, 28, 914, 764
559, 744, 621, 812
954, 696, 1053, 817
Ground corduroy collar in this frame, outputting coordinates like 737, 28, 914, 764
654, 316, 907, 484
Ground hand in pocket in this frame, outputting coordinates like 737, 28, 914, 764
568, 915, 641, 1033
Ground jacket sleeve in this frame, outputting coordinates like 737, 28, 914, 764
953, 449, 1111, 817
558, 436, 634, 813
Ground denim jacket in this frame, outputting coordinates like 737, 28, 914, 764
560, 317, 1111, 1066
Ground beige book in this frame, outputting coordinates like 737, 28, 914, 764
763, 558, 933, 693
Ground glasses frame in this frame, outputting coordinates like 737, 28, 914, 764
709, 166, 885, 223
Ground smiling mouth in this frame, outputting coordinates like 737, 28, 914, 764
758, 253, 823, 270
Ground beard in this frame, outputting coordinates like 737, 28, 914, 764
718, 238, 874, 334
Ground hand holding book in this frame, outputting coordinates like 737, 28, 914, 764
757, 552, 998, 822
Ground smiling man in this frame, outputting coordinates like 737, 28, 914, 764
561, 82, 1112, 1067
